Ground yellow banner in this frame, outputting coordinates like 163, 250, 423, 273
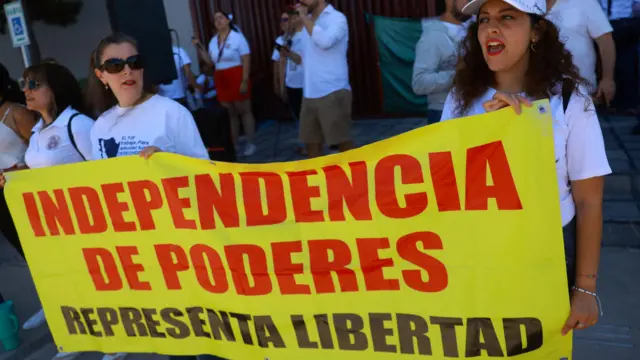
5, 100, 572, 359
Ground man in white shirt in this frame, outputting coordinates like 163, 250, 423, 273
157, 45, 199, 108
546, 0, 616, 106
273, 8, 307, 120
598, 0, 640, 120
296, 0, 353, 158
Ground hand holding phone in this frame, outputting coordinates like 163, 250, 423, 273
274, 42, 290, 53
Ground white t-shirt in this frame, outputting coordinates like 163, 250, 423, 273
547, 0, 612, 88
272, 31, 308, 89
90, 95, 209, 160
25, 106, 93, 169
440, 86, 612, 226
208, 31, 251, 71
196, 74, 217, 99
302, 5, 351, 99
157, 46, 192, 100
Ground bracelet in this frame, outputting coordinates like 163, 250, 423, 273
571, 286, 604, 316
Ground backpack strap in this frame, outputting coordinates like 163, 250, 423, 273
67, 113, 86, 161
562, 79, 574, 113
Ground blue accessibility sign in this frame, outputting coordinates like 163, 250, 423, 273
4, 1, 30, 47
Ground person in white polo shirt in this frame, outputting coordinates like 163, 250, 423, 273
546, 0, 616, 105
296, 0, 353, 158
0, 62, 95, 360
157, 42, 199, 108
193, 11, 258, 156
441, 0, 611, 337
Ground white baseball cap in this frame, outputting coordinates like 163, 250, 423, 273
462, 0, 546, 16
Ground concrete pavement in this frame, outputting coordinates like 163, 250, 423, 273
1, 115, 638, 359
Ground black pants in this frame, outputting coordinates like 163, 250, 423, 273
0, 188, 23, 258
610, 18, 640, 110
0, 188, 22, 305
286, 87, 303, 121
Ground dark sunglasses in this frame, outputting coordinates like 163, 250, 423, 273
19, 78, 42, 91
281, 17, 290, 22
99, 55, 143, 74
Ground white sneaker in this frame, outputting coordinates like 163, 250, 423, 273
23, 308, 46, 330
53, 352, 80, 360
101, 353, 128, 360
243, 143, 257, 156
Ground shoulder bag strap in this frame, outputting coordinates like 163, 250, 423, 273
67, 113, 86, 161
562, 79, 574, 114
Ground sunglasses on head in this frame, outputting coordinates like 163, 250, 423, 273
99, 54, 143, 74
19, 78, 42, 91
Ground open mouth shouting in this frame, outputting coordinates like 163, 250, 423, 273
486, 39, 505, 56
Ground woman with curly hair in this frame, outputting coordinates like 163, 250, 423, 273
441, 0, 611, 338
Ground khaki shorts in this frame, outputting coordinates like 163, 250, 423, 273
299, 89, 352, 146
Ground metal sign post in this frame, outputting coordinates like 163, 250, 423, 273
4, 1, 32, 67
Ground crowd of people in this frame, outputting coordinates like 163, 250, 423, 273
0, 0, 629, 358
0, 2, 353, 360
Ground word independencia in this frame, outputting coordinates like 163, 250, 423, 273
21, 141, 523, 237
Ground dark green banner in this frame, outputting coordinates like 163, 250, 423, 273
370, 15, 426, 115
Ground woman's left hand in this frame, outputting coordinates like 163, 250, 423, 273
561, 290, 599, 336
139, 146, 162, 159
0, 173, 5, 189
482, 92, 532, 114
240, 80, 249, 94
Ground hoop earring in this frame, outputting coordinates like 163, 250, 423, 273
530, 42, 537, 52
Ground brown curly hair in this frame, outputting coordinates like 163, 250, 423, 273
451, 14, 588, 116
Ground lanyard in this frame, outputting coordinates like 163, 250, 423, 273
216, 33, 230, 64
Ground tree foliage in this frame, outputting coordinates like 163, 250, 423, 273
0, 0, 83, 34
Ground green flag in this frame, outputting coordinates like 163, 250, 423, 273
371, 15, 426, 115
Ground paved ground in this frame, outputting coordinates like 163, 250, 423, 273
0, 115, 638, 360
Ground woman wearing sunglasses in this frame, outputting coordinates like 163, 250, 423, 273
87, 33, 208, 161
440, 0, 610, 339
0, 62, 95, 359
193, 11, 258, 157
86, 30, 217, 360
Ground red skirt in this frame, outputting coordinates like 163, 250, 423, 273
214, 65, 251, 103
